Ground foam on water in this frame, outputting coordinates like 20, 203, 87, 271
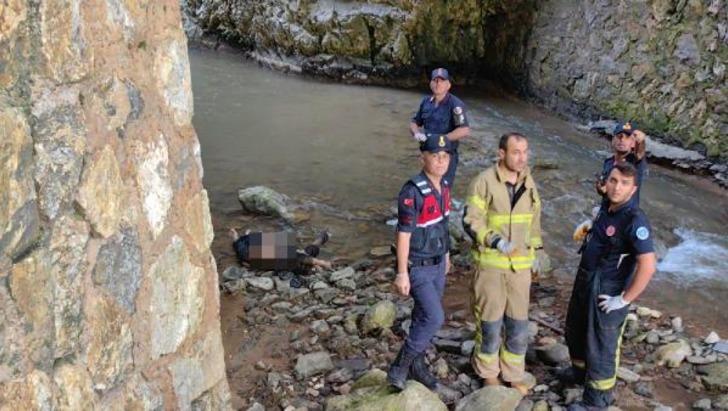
657, 228, 728, 281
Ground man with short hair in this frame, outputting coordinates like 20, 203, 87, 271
387, 134, 453, 392
595, 122, 647, 204
410, 68, 470, 186
462, 132, 544, 395
564, 163, 657, 410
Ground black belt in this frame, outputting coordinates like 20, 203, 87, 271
409, 255, 443, 267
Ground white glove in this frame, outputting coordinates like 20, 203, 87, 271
598, 293, 630, 313
413, 132, 427, 142
495, 238, 514, 255
572, 219, 593, 242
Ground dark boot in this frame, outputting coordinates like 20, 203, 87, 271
410, 353, 438, 390
387, 346, 418, 391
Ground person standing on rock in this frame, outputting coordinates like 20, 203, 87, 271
410, 68, 470, 187
387, 134, 453, 392
563, 163, 657, 410
462, 132, 544, 395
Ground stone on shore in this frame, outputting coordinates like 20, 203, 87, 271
294, 351, 334, 379
360, 301, 396, 334
696, 362, 728, 391
237, 186, 294, 222
455, 385, 523, 411
655, 340, 692, 368
326, 369, 447, 411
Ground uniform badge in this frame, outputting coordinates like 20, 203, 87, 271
606, 225, 616, 237
636, 226, 649, 240
403, 198, 414, 207
453, 106, 463, 115
438, 136, 446, 147
623, 122, 632, 131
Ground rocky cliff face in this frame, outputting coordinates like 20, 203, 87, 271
1, 1, 229, 409
524, 0, 727, 157
182, 0, 726, 158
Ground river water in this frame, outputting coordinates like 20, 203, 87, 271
190, 47, 728, 336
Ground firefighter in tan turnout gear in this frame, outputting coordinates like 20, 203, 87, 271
463, 132, 545, 395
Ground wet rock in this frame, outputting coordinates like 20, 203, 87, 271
697, 362, 728, 391
564, 387, 584, 404
693, 398, 712, 410
634, 381, 654, 398
536, 342, 570, 366
311, 320, 331, 335
461, 340, 476, 356
295, 351, 334, 379
237, 186, 293, 222
326, 369, 447, 411
336, 278, 357, 291
687, 354, 718, 365
246, 276, 275, 291
617, 366, 641, 382
455, 385, 523, 411
360, 300, 396, 334
434, 338, 462, 354
326, 368, 354, 384
705, 331, 720, 344
655, 340, 692, 368
330, 266, 355, 282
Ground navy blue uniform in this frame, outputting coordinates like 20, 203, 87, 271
412, 93, 468, 185
397, 172, 451, 353
600, 154, 647, 206
565, 199, 654, 407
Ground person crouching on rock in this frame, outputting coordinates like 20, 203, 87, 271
387, 134, 453, 392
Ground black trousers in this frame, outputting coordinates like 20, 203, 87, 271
565, 268, 629, 407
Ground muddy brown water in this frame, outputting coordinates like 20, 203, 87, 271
190, 47, 728, 341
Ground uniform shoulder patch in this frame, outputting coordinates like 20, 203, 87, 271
635, 226, 649, 240
453, 106, 463, 115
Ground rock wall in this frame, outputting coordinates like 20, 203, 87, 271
1, 1, 229, 409
182, 0, 727, 159
523, 0, 727, 158
181, 0, 537, 85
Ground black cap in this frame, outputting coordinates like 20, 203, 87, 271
420, 134, 454, 153
613, 121, 635, 136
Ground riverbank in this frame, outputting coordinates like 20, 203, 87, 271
210, 206, 728, 410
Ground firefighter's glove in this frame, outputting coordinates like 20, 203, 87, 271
413, 132, 427, 142
572, 219, 593, 242
598, 293, 629, 313
495, 238, 514, 256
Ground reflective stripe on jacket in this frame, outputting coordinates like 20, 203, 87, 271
463, 165, 542, 270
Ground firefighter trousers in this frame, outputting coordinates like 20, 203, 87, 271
565, 268, 629, 407
471, 267, 531, 382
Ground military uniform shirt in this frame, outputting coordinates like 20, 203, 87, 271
412, 93, 469, 151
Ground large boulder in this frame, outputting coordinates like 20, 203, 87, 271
237, 186, 294, 222
326, 369, 447, 411
455, 385, 524, 411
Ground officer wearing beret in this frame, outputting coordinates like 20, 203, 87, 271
410, 68, 471, 186
563, 163, 657, 410
387, 134, 453, 392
